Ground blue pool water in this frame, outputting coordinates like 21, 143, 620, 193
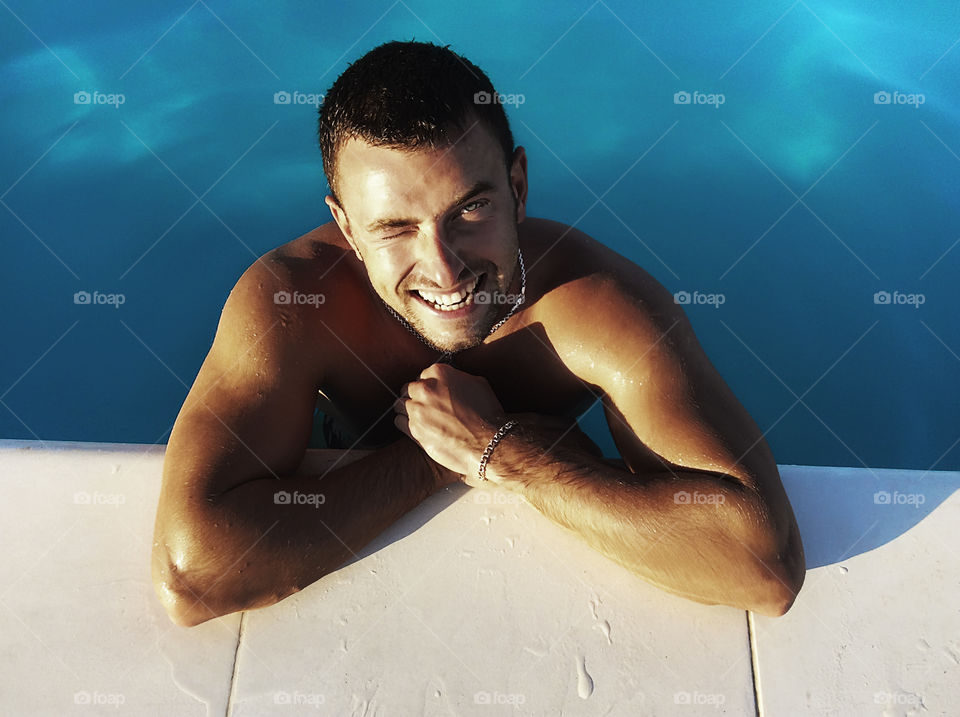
1, 1, 958, 470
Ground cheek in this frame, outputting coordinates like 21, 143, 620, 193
369, 249, 414, 293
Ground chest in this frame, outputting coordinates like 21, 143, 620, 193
321, 325, 596, 447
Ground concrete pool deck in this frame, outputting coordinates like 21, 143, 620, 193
0, 439, 957, 716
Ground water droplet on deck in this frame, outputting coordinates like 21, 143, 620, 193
576, 654, 594, 698
595, 620, 612, 645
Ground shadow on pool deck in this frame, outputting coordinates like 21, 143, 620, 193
779, 465, 960, 569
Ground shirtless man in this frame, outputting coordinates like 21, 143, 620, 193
152, 41, 805, 627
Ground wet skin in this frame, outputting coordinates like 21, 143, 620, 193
152, 120, 805, 625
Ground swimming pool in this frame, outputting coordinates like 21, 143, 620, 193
1, 1, 957, 470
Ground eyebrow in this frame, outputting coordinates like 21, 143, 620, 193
365, 180, 497, 233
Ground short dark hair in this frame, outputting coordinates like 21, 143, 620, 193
317, 41, 515, 203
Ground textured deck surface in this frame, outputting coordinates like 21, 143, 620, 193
0, 440, 956, 716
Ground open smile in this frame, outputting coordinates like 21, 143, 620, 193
411, 274, 484, 315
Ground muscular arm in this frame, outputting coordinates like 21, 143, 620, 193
152, 260, 449, 627
483, 419, 802, 616
483, 265, 805, 615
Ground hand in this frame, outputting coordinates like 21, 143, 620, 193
394, 363, 506, 482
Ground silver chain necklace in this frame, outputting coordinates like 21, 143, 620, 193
382, 249, 526, 364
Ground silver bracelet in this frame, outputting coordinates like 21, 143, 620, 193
478, 420, 519, 482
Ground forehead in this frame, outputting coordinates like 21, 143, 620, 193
335, 121, 506, 217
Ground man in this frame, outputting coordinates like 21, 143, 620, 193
152, 41, 805, 627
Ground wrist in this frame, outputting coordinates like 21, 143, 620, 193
477, 419, 520, 484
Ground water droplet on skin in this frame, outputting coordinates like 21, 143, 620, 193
576, 654, 594, 698
434, 690, 441, 698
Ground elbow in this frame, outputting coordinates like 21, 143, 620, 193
749, 535, 806, 618
151, 535, 228, 628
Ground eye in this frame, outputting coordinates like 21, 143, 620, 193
461, 199, 488, 215
384, 229, 415, 240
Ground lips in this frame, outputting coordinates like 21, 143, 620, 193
412, 275, 483, 312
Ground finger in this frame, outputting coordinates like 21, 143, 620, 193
393, 396, 407, 415
394, 413, 411, 437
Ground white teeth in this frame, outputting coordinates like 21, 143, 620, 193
416, 277, 480, 310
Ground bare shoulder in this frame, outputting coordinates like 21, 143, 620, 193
520, 217, 678, 338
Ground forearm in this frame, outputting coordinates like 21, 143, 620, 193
158, 437, 439, 626
484, 421, 792, 614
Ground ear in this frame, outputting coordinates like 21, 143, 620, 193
325, 195, 364, 262
509, 146, 528, 224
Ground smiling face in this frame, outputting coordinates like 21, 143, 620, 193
325, 120, 528, 354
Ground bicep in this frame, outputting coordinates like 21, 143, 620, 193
568, 272, 780, 497
159, 268, 321, 526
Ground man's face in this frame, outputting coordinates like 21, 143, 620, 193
326, 121, 527, 354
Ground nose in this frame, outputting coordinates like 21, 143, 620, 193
416, 224, 467, 290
